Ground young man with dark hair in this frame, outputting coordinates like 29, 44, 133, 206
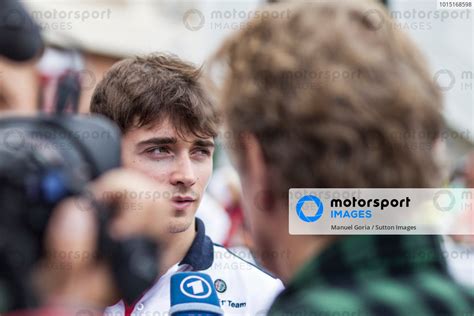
212, 0, 474, 315
90, 54, 283, 315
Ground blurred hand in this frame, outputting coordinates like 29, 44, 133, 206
90, 168, 173, 241
451, 154, 474, 245
33, 197, 118, 310
33, 168, 173, 310
449, 210, 474, 244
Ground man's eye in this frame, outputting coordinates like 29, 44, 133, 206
146, 146, 170, 155
193, 148, 211, 156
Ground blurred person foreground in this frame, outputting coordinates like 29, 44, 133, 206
209, 0, 474, 315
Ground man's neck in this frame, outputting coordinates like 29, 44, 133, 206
281, 235, 334, 283
159, 218, 197, 276
272, 206, 335, 284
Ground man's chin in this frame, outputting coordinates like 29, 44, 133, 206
167, 216, 194, 233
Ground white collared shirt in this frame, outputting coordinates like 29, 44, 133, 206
104, 219, 284, 316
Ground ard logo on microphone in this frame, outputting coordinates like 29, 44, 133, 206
171, 272, 224, 315
180, 275, 212, 299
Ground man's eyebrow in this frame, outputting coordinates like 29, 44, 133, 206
137, 137, 178, 147
194, 139, 215, 148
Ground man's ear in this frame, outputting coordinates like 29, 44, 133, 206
239, 133, 275, 213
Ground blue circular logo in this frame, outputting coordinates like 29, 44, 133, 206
180, 275, 212, 299
296, 195, 324, 222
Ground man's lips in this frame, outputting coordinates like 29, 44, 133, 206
172, 196, 196, 202
171, 196, 196, 211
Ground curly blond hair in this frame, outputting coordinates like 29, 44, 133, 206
211, 0, 443, 196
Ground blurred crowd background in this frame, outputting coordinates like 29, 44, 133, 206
1, 0, 472, 287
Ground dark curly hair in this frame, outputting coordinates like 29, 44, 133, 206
90, 53, 219, 139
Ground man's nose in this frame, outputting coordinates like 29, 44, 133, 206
169, 155, 197, 187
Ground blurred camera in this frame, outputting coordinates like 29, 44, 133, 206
0, 115, 158, 311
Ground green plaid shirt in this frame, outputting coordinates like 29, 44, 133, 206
269, 235, 474, 316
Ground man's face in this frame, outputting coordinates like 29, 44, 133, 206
121, 117, 214, 234
230, 135, 282, 274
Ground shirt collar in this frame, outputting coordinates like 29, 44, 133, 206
178, 217, 214, 271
